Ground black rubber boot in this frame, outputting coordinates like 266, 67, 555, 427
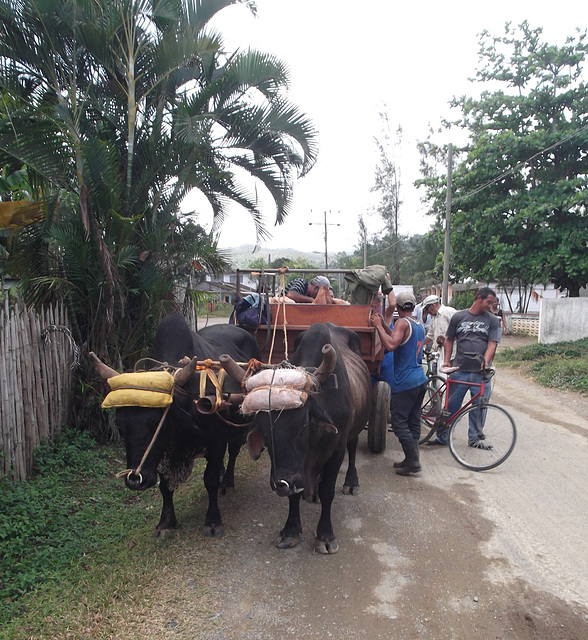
395, 440, 421, 475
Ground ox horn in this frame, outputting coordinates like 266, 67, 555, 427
219, 353, 246, 384
174, 356, 198, 387
313, 344, 337, 383
88, 351, 119, 380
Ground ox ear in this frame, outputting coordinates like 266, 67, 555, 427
308, 397, 338, 435
247, 426, 265, 460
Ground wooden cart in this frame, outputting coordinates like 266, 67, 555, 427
245, 301, 390, 453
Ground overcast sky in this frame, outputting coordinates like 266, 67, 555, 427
190, 0, 586, 258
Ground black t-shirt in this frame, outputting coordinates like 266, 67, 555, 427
446, 309, 500, 371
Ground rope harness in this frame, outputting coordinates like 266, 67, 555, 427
268, 268, 290, 363
111, 356, 260, 481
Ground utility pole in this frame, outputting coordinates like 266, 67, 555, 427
309, 210, 340, 269
442, 143, 453, 305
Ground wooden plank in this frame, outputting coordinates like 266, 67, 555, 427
0, 309, 10, 478
268, 303, 373, 328
29, 310, 48, 441
37, 308, 51, 440
9, 306, 26, 480
5, 307, 19, 479
19, 308, 37, 477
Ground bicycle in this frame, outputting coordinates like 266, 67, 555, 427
422, 350, 446, 423
419, 358, 517, 471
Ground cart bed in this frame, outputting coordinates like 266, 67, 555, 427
247, 303, 383, 375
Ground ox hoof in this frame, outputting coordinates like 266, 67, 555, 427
315, 537, 339, 554
275, 535, 301, 549
342, 484, 359, 496
153, 527, 175, 539
220, 485, 235, 496
203, 524, 224, 538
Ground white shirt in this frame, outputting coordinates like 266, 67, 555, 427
426, 305, 457, 350
413, 303, 432, 330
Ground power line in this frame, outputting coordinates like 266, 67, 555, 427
452, 122, 588, 204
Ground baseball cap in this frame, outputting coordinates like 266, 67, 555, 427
310, 276, 330, 287
422, 294, 440, 309
395, 291, 417, 309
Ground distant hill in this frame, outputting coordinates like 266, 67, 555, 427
220, 244, 339, 270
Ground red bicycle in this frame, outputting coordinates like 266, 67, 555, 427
419, 357, 517, 471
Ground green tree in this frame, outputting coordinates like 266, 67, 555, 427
371, 113, 403, 284
0, 0, 317, 363
418, 22, 588, 297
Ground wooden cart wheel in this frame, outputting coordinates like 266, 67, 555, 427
367, 381, 390, 453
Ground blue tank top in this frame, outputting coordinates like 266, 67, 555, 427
391, 317, 427, 393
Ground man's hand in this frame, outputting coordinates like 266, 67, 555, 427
370, 313, 383, 328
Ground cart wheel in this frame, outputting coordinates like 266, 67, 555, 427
368, 381, 390, 453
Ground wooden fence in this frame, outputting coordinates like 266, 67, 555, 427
0, 301, 78, 481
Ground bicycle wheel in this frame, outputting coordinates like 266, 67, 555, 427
419, 378, 445, 444
448, 403, 516, 471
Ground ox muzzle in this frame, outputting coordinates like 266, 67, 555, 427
271, 474, 305, 497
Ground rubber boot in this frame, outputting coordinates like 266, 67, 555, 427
393, 458, 406, 468
395, 440, 421, 475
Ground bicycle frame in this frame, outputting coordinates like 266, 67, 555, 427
424, 374, 489, 428
424, 351, 440, 379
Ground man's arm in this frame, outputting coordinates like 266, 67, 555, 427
484, 341, 497, 368
371, 314, 408, 352
443, 336, 455, 367
286, 290, 314, 303
384, 290, 396, 325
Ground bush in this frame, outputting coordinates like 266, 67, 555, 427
496, 338, 588, 394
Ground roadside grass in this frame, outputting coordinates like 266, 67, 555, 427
495, 337, 588, 394
0, 428, 223, 640
198, 302, 233, 319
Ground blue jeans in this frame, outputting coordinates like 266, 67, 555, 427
436, 371, 491, 443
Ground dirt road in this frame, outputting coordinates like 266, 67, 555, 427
125, 329, 588, 639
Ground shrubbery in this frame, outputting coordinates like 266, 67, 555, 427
496, 338, 588, 394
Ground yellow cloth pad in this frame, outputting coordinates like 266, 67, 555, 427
102, 371, 175, 409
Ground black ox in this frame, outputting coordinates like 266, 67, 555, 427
224, 322, 372, 554
91, 312, 261, 538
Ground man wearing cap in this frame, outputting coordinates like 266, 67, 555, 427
371, 291, 427, 475
428, 286, 499, 447
422, 295, 457, 354
284, 275, 331, 303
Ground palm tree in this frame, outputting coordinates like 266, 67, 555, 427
0, 0, 318, 364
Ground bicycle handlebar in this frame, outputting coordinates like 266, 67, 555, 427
439, 363, 496, 379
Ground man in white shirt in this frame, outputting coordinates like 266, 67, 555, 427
422, 295, 456, 355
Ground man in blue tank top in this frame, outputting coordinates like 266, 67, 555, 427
371, 292, 427, 475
